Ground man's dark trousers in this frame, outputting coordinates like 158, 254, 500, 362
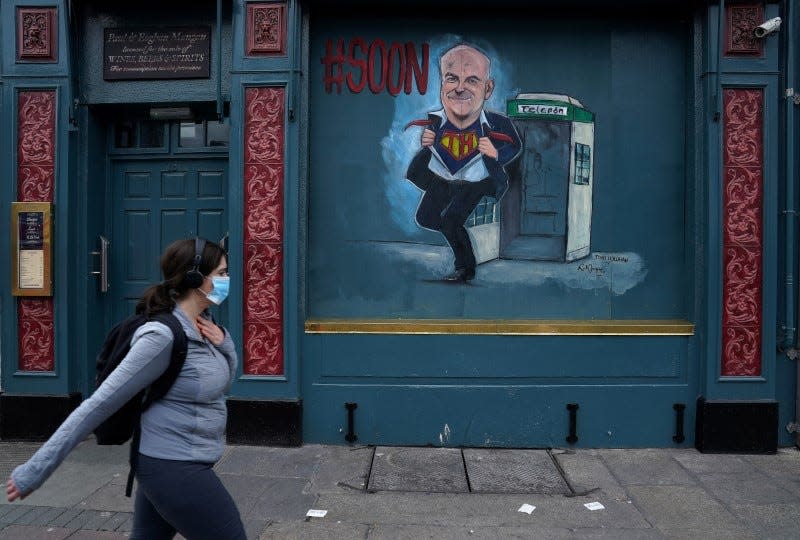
415, 174, 494, 273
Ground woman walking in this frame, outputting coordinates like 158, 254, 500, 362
6, 237, 246, 540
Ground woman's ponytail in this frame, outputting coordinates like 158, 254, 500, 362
135, 281, 175, 315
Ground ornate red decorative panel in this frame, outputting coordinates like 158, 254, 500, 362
17, 298, 55, 372
246, 3, 286, 56
17, 7, 58, 62
721, 88, 763, 376
725, 4, 763, 57
243, 87, 285, 375
17, 90, 57, 372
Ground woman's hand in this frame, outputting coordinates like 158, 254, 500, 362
196, 317, 224, 346
6, 477, 25, 502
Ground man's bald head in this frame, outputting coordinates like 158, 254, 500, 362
439, 44, 494, 129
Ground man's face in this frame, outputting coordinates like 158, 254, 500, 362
440, 47, 494, 128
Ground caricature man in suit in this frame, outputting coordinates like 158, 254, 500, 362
406, 43, 521, 281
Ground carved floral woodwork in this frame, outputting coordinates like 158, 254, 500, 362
17, 7, 58, 62
17, 90, 57, 372
725, 3, 763, 57
721, 88, 763, 376
18, 299, 55, 372
246, 3, 286, 56
243, 87, 285, 375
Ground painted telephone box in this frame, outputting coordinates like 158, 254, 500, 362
501, 93, 595, 262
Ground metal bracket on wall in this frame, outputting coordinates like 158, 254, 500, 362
345, 402, 358, 444
566, 403, 579, 444
673, 403, 686, 443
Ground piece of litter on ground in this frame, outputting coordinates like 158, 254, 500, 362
584, 502, 605, 511
306, 509, 328, 518
518, 503, 536, 514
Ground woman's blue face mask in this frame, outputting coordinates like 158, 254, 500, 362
204, 276, 230, 305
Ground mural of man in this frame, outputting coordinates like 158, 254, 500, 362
406, 43, 521, 281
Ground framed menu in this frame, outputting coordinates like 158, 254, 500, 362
11, 202, 52, 296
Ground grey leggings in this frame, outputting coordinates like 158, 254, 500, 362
130, 454, 246, 540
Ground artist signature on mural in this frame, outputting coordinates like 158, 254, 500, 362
577, 263, 605, 277
577, 254, 632, 278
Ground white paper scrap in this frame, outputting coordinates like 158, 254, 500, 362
306, 509, 328, 518
584, 502, 605, 511
518, 504, 536, 514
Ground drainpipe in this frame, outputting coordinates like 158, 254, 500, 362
216, 0, 223, 120
716, 0, 724, 123
289, 0, 299, 122
784, 0, 798, 353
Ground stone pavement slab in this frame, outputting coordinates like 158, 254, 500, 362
553, 449, 628, 501
306, 444, 373, 494
627, 485, 741, 530
672, 451, 753, 474
215, 444, 322, 478
698, 472, 797, 506
599, 449, 697, 486
0, 525, 75, 540
259, 520, 370, 539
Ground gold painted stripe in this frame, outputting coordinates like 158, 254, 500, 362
305, 319, 695, 336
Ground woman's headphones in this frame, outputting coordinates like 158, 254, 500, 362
182, 237, 207, 289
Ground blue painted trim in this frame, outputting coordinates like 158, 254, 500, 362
702, 5, 786, 401
225, 0, 303, 401
227, 76, 300, 401
0, 79, 9, 396
704, 4, 724, 401
1, 81, 71, 395
780, 0, 796, 350
231, 0, 294, 75
239, 375, 288, 382
1, 0, 70, 79
718, 376, 768, 383
703, 7, 782, 403
719, 4, 781, 76
0, 0, 77, 397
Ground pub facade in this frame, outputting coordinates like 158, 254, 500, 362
0, 0, 798, 452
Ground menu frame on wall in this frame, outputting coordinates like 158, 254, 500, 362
11, 201, 53, 297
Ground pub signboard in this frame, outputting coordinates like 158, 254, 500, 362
103, 27, 211, 80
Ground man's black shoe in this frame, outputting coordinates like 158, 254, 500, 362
443, 268, 476, 282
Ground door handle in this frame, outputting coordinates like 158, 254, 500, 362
91, 235, 110, 292
219, 232, 229, 252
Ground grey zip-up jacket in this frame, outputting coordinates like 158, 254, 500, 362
11, 307, 237, 496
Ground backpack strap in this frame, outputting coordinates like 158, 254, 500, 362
142, 312, 189, 409
125, 312, 188, 497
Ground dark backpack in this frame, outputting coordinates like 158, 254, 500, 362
92, 311, 188, 496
